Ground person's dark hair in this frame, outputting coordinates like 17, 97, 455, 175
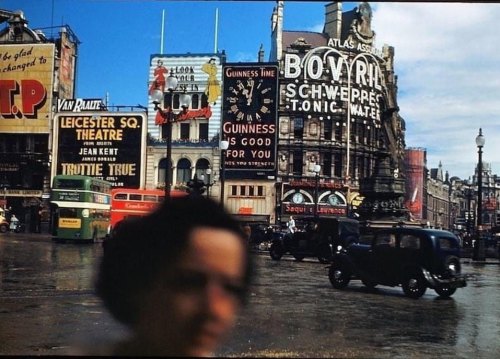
96, 195, 252, 326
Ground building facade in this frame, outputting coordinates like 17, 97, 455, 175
269, 1, 407, 223
0, 10, 79, 231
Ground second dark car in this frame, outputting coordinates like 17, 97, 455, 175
269, 217, 360, 263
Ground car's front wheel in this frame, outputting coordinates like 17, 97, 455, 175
328, 262, 351, 289
361, 279, 378, 289
269, 242, 284, 261
402, 271, 427, 298
435, 285, 457, 298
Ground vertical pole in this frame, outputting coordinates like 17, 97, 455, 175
160, 9, 165, 54
165, 94, 173, 201
220, 150, 226, 207
314, 172, 319, 218
214, 8, 219, 53
475, 144, 484, 260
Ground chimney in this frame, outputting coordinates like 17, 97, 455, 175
323, 1, 342, 39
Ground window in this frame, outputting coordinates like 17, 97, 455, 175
191, 94, 200, 109
375, 233, 396, 247
228, 185, 265, 197
323, 154, 332, 177
129, 194, 142, 201
180, 123, 190, 140
292, 150, 303, 175
323, 119, 333, 140
176, 158, 191, 184
294, 117, 304, 138
400, 235, 420, 249
114, 193, 128, 200
439, 237, 457, 249
199, 123, 209, 141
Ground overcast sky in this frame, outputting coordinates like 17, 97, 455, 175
372, 2, 500, 180
3, 1, 500, 180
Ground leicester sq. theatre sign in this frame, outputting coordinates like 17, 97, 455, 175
52, 112, 147, 188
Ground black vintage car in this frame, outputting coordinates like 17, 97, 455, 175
328, 227, 467, 298
269, 217, 360, 263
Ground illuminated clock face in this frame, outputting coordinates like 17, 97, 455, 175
328, 194, 340, 206
292, 192, 304, 204
226, 78, 274, 123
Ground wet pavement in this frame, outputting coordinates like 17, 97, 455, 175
0, 232, 499, 357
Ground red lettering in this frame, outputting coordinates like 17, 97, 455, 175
0, 80, 17, 116
21, 79, 46, 116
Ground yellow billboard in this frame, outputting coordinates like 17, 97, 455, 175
0, 43, 55, 133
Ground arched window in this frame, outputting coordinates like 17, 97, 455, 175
176, 158, 191, 184
191, 94, 200, 109
195, 158, 211, 181
158, 158, 172, 187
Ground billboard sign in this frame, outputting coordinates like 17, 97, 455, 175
0, 44, 55, 133
52, 112, 147, 188
221, 63, 278, 179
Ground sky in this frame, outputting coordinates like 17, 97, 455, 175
2, 0, 500, 181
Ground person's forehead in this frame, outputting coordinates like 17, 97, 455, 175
181, 227, 245, 275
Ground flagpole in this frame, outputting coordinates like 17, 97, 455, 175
214, 8, 219, 53
160, 9, 165, 54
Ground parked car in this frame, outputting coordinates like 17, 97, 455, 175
328, 227, 467, 298
269, 217, 360, 263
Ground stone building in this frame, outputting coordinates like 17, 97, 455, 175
0, 10, 79, 232
269, 1, 407, 223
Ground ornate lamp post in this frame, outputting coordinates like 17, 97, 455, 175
150, 70, 191, 201
474, 128, 485, 261
313, 164, 321, 218
220, 140, 229, 206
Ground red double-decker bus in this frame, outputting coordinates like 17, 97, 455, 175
109, 188, 186, 233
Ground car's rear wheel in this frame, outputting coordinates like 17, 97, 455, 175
328, 262, 350, 289
269, 243, 284, 261
292, 252, 305, 261
435, 285, 457, 298
0, 224, 7, 233
402, 271, 427, 298
317, 243, 332, 264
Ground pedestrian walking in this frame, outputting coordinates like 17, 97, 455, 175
287, 216, 296, 233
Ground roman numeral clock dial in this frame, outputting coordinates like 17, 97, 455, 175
227, 78, 273, 123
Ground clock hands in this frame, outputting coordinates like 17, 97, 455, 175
246, 79, 255, 106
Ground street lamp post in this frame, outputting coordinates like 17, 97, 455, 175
150, 70, 191, 201
313, 164, 321, 218
474, 128, 486, 261
201, 168, 215, 198
220, 140, 229, 206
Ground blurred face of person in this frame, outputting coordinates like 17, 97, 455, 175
134, 227, 246, 356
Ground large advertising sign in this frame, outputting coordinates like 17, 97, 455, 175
282, 41, 384, 124
221, 63, 278, 179
148, 54, 223, 139
52, 112, 147, 188
0, 44, 55, 133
